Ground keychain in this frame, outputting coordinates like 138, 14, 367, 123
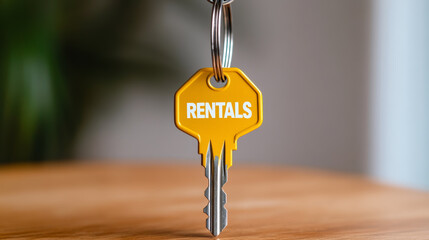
174, 0, 263, 236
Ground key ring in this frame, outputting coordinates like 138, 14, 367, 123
210, 0, 233, 82
207, 0, 234, 4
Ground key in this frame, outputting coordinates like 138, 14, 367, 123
175, 68, 263, 236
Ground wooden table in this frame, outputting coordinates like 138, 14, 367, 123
1, 163, 429, 239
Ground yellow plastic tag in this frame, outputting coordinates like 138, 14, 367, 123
175, 68, 263, 168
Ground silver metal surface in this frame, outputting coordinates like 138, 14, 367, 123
203, 143, 228, 236
210, 0, 233, 82
207, 0, 235, 5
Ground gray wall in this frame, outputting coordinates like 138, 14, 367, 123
74, 0, 370, 173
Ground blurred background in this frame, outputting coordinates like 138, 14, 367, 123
1, 0, 428, 189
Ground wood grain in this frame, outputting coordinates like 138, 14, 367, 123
1, 163, 429, 239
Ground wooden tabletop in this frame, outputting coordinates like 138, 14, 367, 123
1, 163, 429, 239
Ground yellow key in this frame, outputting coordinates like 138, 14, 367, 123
175, 67, 263, 236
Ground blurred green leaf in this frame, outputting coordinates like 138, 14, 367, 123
0, 0, 70, 163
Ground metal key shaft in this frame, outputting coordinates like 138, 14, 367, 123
203, 143, 228, 236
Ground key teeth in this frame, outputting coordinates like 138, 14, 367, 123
221, 189, 227, 205
204, 188, 209, 199
220, 189, 228, 231
203, 187, 210, 216
204, 142, 228, 236
205, 189, 228, 234
204, 191, 227, 211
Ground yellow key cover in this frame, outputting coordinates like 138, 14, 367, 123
175, 68, 263, 168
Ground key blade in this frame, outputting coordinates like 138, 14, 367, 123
204, 142, 228, 236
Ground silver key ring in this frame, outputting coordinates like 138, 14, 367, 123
207, 0, 234, 4
210, 0, 233, 82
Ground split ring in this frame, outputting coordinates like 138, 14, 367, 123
207, 0, 234, 5
210, 0, 233, 82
